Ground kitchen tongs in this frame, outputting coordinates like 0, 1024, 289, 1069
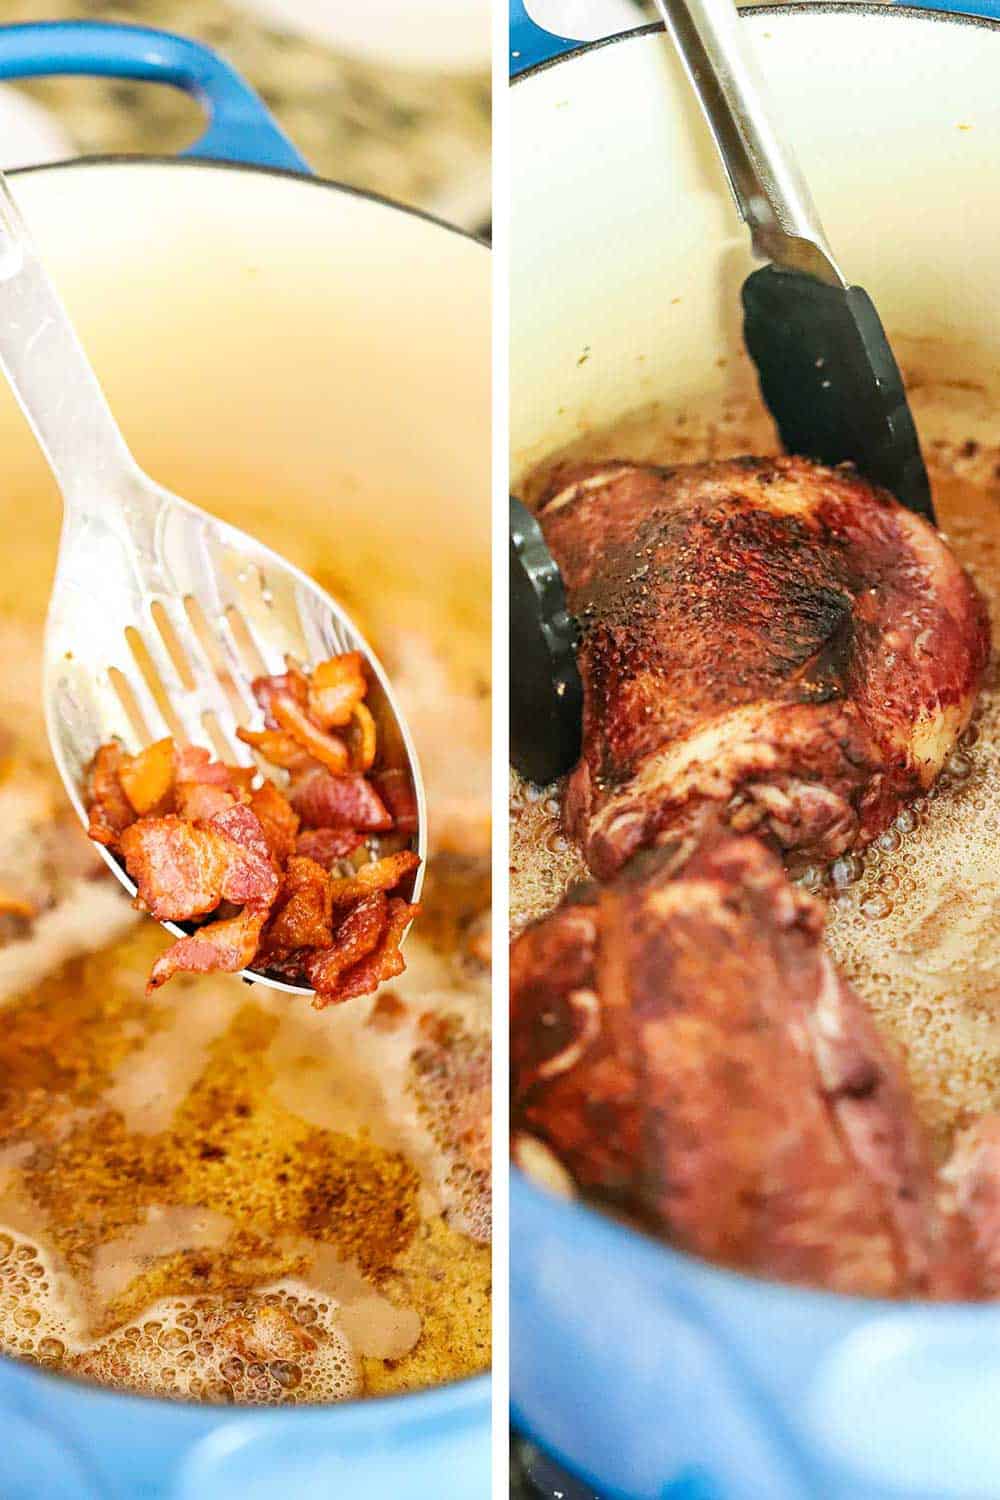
510, 0, 932, 785
653, 0, 932, 523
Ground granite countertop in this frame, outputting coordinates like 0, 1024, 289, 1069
8, 0, 491, 231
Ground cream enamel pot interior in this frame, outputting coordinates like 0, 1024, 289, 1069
0, 26, 489, 1500
511, 8, 1000, 1500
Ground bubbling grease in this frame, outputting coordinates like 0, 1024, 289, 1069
0, 925, 490, 1404
0, 1226, 358, 1404
511, 400, 1000, 1158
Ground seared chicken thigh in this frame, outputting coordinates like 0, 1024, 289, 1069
538, 456, 990, 878
511, 834, 981, 1298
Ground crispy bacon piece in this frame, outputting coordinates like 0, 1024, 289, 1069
235, 726, 311, 772
250, 780, 300, 863
307, 651, 366, 729
372, 769, 418, 836
329, 897, 418, 1006
290, 768, 392, 832
175, 745, 244, 789
120, 807, 277, 921
87, 744, 136, 847
306, 891, 388, 999
148, 906, 267, 993
205, 804, 278, 904
327, 849, 420, 908
308, 894, 418, 1007
119, 818, 227, 919
119, 737, 175, 816
174, 746, 253, 820
262, 856, 333, 957
252, 667, 309, 726
271, 694, 351, 775
175, 783, 234, 821
295, 827, 365, 868
349, 702, 377, 772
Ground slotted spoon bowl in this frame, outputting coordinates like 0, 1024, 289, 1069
0, 171, 426, 993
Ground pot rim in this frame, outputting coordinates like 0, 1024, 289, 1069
512, 2, 1000, 85
0, 150, 490, 1422
15, 1349, 490, 1424
8, 150, 490, 251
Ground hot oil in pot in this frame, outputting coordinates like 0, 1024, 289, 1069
510, 401, 1000, 1156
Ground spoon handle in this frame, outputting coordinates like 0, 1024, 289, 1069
653, 0, 846, 287
0, 173, 136, 509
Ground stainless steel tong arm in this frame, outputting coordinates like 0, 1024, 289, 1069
653, 0, 847, 288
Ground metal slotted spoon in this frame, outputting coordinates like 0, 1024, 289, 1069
0, 174, 426, 994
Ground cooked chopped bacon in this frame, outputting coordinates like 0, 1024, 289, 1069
295, 827, 365, 868
250, 781, 300, 863
205, 804, 278, 905
119, 818, 225, 919
175, 746, 231, 786
86, 650, 420, 999
328, 850, 420, 908
262, 856, 333, 957
349, 702, 377, 772
307, 651, 366, 729
372, 769, 418, 836
290, 768, 392, 832
119, 807, 277, 921
307, 894, 418, 1006
306, 891, 388, 999
326, 898, 418, 1006
175, 783, 234, 821
87, 744, 136, 847
175, 746, 253, 820
148, 906, 267, 992
119, 737, 175, 816
235, 727, 311, 771
271, 694, 351, 775
252, 667, 309, 726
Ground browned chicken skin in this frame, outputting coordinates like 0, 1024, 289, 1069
511, 835, 983, 1298
538, 456, 990, 879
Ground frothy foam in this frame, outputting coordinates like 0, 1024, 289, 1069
260, 940, 492, 1244
0, 1224, 359, 1404
822, 447, 1000, 1151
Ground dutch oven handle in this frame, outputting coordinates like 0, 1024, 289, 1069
509, 0, 582, 76
0, 20, 309, 174
900, 0, 1000, 13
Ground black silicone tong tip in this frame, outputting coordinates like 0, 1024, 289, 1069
510, 495, 583, 786
742, 266, 934, 524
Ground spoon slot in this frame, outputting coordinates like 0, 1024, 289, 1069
107, 665, 152, 750
150, 600, 196, 693
182, 595, 254, 724
124, 626, 187, 744
200, 709, 242, 767
223, 605, 268, 681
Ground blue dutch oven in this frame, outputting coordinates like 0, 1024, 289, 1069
510, 2, 1000, 1496
0, 21, 490, 1500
